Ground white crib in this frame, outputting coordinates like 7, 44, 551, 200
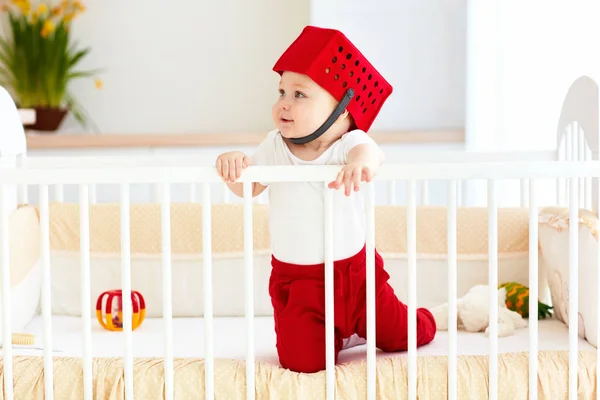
0, 75, 598, 399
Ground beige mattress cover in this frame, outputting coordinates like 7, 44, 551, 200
1, 350, 596, 399
47, 203, 530, 258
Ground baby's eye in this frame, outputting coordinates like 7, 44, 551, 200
295, 91, 305, 98
279, 89, 285, 97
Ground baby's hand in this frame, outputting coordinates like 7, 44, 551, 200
328, 162, 374, 196
216, 151, 250, 183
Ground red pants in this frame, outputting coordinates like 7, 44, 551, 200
269, 246, 437, 373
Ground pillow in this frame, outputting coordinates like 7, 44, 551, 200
1, 205, 42, 345
48, 203, 541, 318
375, 206, 547, 309
538, 206, 599, 347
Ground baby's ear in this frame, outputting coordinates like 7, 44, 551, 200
337, 109, 349, 121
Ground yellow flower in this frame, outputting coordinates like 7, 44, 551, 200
11, 0, 30, 14
94, 79, 103, 89
40, 19, 54, 37
36, 3, 47, 13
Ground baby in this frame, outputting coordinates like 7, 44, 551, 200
215, 26, 436, 373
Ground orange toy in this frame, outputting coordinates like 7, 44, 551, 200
96, 290, 146, 331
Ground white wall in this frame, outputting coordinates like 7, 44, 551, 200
465, 0, 600, 206
60, 0, 310, 133
310, 0, 467, 132
468, 0, 600, 152
56, 0, 466, 134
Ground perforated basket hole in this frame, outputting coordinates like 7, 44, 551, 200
334, 74, 339, 80
325, 67, 330, 74
349, 71, 354, 77
346, 53, 352, 60
342, 81, 347, 88
341, 64, 346, 70
338, 46, 344, 52
368, 74, 372, 80
354, 60, 360, 67
374, 81, 379, 87
332, 56, 338, 63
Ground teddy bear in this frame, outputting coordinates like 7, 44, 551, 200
430, 282, 552, 337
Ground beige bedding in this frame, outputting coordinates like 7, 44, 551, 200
47, 202, 530, 258
2, 350, 596, 399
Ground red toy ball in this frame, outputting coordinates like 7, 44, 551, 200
96, 290, 146, 331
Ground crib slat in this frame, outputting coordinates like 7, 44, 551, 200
365, 182, 376, 400
520, 179, 528, 207
578, 128, 585, 207
161, 183, 174, 400
447, 180, 457, 400
407, 179, 417, 400
420, 180, 428, 205
120, 184, 134, 400
202, 183, 214, 400
223, 182, 231, 203
324, 186, 335, 400
17, 154, 28, 204
0, 184, 13, 400
243, 182, 255, 400
54, 183, 64, 202
387, 180, 396, 205
528, 179, 538, 399
487, 179, 498, 400
597, 175, 600, 397
585, 144, 592, 209
189, 183, 197, 203
90, 184, 97, 204
568, 176, 579, 400
79, 184, 93, 400
40, 184, 54, 399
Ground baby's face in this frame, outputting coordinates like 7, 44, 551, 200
272, 71, 338, 140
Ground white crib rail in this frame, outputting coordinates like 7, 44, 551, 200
0, 159, 596, 399
528, 178, 539, 399
21, 150, 556, 207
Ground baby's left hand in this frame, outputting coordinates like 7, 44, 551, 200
328, 162, 374, 196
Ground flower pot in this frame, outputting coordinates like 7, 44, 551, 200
24, 107, 69, 132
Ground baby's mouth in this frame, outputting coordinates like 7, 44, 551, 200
281, 117, 293, 123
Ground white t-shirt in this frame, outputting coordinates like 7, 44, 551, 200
250, 129, 382, 265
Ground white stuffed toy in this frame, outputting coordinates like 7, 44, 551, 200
430, 284, 528, 337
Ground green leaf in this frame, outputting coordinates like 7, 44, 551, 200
0, 12, 104, 125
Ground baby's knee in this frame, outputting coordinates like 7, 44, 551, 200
416, 307, 437, 345
278, 343, 329, 373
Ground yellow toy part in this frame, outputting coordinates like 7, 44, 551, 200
499, 281, 553, 319
96, 290, 146, 331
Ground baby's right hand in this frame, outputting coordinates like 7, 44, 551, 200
216, 151, 250, 183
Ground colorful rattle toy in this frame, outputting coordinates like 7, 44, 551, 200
96, 290, 146, 331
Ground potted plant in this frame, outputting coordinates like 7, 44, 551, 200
0, 0, 102, 131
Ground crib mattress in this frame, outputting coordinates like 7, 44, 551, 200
2, 316, 597, 399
